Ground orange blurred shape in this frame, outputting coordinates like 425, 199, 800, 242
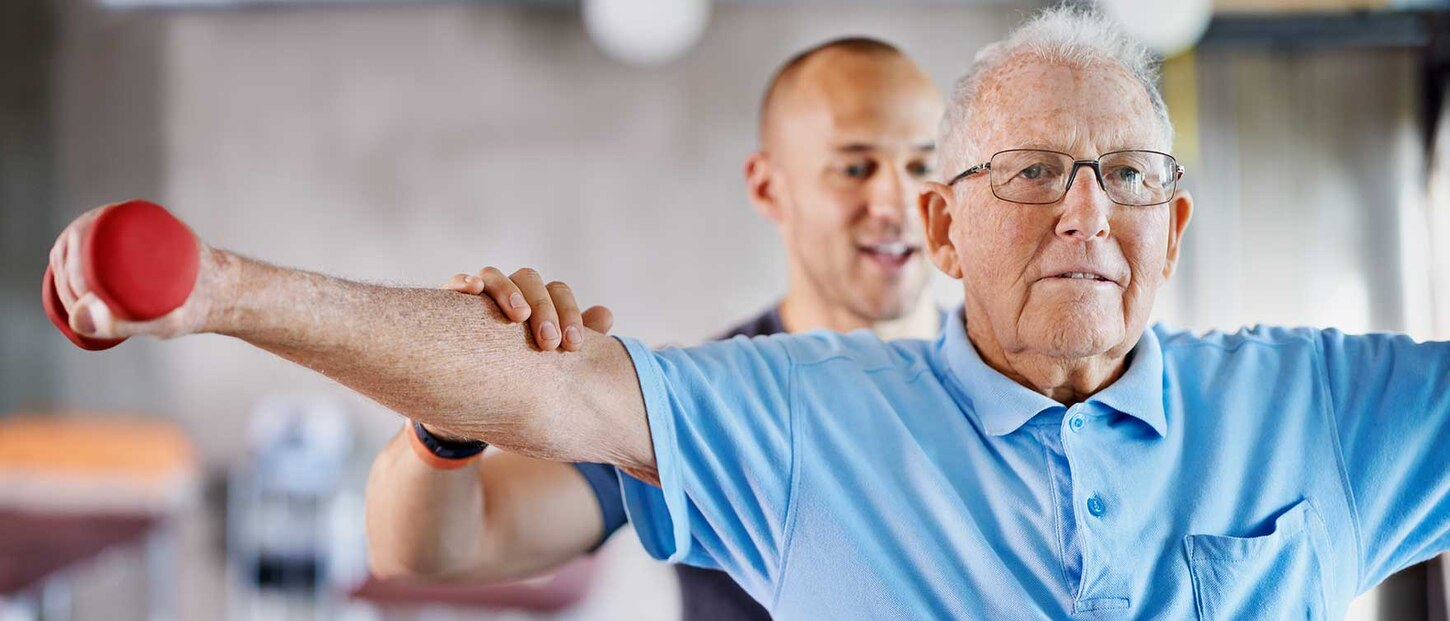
0, 415, 199, 513
0, 415, 195, 474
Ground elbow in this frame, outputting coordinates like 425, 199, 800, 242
364, 519, 477, 581
366, 532, 478, 581
367, 553, 446, 582
364, 511, 505, 582
367, 547, 518, 584
367, 556, 416, 582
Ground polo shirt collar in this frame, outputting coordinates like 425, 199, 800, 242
1089, 324, 1167, 437
939, 308, 1167, 438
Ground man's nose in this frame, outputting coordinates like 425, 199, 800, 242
1055, 167, 1112, 242
866, 165, 909, 224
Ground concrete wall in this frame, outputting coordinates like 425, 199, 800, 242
0, 0, 59, 414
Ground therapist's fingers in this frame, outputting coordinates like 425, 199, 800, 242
444, 273, 485, 295
478, 266, 531, 323
582, 305, 613, 335
509, 268, 563, 351
544, 281, 585, 352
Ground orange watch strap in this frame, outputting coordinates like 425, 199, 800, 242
406, 421, 482, 470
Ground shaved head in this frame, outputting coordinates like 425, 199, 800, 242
759, 38, 935, 151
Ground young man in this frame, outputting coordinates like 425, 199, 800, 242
363, 38, 945, 620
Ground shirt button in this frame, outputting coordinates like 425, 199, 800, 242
1087, 495, 1106, 517
1069, 416, 1085, 431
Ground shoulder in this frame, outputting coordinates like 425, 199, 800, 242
1153, 323, 1323, 357
768, 329, 935, 378
1150, 324, 1443, 393
1150, 324, 1329, 390
680, 329, 931, 374
657, 307, 934, 379
1154, 323, 1426, 359
1154, 322, 1328, 351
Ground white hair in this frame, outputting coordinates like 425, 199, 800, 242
938, 4, 1174, 175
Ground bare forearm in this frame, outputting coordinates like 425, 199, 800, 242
366, 428, 611, 582
366, 429, 486, 579
201, 250, 651, 467
205, 251, 523, 432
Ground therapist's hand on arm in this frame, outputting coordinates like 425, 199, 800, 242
366, 269, 621, 581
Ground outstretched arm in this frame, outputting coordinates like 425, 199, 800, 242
48, 204, 656, 475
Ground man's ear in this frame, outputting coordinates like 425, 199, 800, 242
745, 152, 783, 223
1161, 188, 1194, 280
919, 181, 963, 279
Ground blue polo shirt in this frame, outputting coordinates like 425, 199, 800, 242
615, 309, 1450, 619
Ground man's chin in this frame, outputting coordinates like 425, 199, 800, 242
846, 293, 914, 325
1041, 339, 1115, 360
1022, 317, 1124, 360
858, 270, 928, 313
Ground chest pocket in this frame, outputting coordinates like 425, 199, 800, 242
1184, 500, 1331, 621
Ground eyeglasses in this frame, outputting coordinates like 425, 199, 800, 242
947, 149, 1185, 207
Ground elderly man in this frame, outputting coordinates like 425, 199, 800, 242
46, 6, 1450, 619
363, 37, 943, 621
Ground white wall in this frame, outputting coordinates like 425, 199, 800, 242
1173, 47, 1420, 337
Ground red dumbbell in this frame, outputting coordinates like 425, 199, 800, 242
42, 200, 199, 350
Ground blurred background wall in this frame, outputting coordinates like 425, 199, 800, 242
2, 0, 1449, 619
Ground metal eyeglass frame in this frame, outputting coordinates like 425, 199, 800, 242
946, 148, 1186, 207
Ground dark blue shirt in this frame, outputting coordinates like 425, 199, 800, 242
573, 307, 784, 621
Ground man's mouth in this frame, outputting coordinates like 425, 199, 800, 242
1040, 267, 1122, 287
858, 241, 919, 269
1053, 272, 1110, 282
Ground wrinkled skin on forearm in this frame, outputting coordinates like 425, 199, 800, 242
205, 251, 656, 473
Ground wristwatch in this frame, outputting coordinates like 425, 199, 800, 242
407, 420, 487, 470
